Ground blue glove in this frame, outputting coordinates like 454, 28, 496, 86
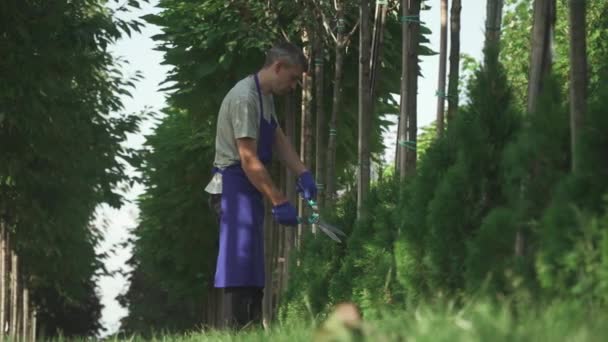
297, 170, 317, 200
272, 201, 299, 226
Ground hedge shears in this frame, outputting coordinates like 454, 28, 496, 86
298, 199, 346, 243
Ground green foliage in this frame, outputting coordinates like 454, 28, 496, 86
0, 0, 145, 336
501, 0, 608, 110
535, 82, 608, 305
465, 76, 569, 294
118, 109, 218, 335
327, 180, 404, 318
395, 48, 520, 298
537, 200, 608, 306
281, 178, 408, 322
279, 192, 358, 323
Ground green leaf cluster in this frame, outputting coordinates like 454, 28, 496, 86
0, 0, 146, 337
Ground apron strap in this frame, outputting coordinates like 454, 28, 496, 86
254, 73, 265, 120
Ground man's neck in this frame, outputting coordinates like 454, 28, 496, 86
256, 68, 273, 95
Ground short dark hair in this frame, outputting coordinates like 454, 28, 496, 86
264, 42, 308, 70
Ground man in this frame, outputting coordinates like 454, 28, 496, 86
204, 42, 317, 329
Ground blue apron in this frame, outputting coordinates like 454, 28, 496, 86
214, 74, 277, 288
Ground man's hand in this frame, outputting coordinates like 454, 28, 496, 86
272, 201, 299, 226
297, 170, 317, 201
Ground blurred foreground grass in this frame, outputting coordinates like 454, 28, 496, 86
52, 299, 608, 342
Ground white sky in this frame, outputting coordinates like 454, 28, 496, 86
95, 0, 486, 337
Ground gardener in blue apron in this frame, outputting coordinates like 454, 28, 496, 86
205, 42, 317, 329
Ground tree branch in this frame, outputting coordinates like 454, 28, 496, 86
281, 28, 291, 42
309, 0, 338, 43
346, 19, 360, 41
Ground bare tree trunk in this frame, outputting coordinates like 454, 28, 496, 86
263, 197, 274, 327
15, 288, 20, 342
283, 93, 297, 283
447, 0, 462, 121
303, 73, 314, 200
21, 286, 27, 342
357, 0, 372, 219
436, 0, 449, 136
326, 1, 346, 205
397, 0, 409, 175
314, 35, 327, 208
518, 0, 556, 257
568, 0, 587, 172
325, 50, 344, 204
0, 220, 5, 341
30, 310, 36, 342
9, 252, 17, 341
527, 0, 555, 113
398, 0, 421, 177
370, 1, 388, 99
303, 75, 314, 233
270, 162, 281, 321
275, 164, 286, 312
299, 32, 314, 241
399, 0, 421, 177
264, 163, 283, 324
314, 38, 326, 209
485, 0, 504, 57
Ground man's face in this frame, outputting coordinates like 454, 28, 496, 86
272, 62, 303, 95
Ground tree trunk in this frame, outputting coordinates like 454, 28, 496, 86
262, 199, 271, 327
397, 0, 409, 175
299, 32, 314, 241
447, 0, 462, 121
275, 163, 286, 313
9, 252, 17, 341
31, 309, 36, 342
484, 0, 504, 58
326, 1, 346, 205
370, 1, 388, 99
314, 39, 326, 209
270, 162, 281, 321
568, 0, 587, 172
436, 0, 449, 136
21, 286, 28, 342
398, 0, 421, 177
0, 220, 5, 341
518, 0, 556, 257
283, 93, 297, 288
357, 0, 372, 219
263, 196, 274, 327
527, 0, 555, 114
368, 0, 388, 185
401, 0, 421, 176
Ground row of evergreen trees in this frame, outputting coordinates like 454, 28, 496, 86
280, 0, 608, 321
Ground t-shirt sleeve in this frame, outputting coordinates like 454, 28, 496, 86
230, 96, 259, 140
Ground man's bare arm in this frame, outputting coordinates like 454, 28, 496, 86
274, 126, 307, 176
237, 137, 287, 206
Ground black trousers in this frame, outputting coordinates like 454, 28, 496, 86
221, 287, 264, 330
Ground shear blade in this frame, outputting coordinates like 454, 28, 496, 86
319, 220, 346, 237
318, 222, 343, 243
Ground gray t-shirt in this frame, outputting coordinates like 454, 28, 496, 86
205, 75, 278, 194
